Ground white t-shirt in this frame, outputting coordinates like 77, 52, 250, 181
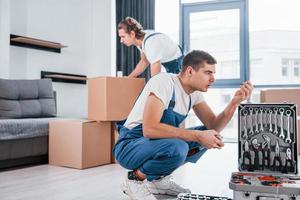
124, 73, 205, 129
137, 30, 182, 65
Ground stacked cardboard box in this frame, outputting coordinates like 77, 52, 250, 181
48, 77, 144, 169
88, 77, 145, 121
260, 89, 300, 115
298, 117, 300, 155
260, 89, 300, 154
49, 120, 111, 169
88, 77, 145, 163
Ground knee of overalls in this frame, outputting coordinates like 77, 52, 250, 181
160, 139, 189, 162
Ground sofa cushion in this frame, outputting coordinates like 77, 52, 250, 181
0, 117, 63, 140
0, 79, 56, 118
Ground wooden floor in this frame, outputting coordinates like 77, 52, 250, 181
0, 143, 299, 200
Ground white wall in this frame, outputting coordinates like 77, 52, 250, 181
1, 0, 116, 118
0, 0, 10, 78
10, 0, 28, 79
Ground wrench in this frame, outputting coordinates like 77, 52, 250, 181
279, 108, 285, 139
242, 110, 248, 139
285, 110, 292, 143
264, 109, 268, 128
268, 110, 273, 132
255, 108, 259, 133
273, 107, 278, 135
259, 108, 264, 132
249, 108, 254, 135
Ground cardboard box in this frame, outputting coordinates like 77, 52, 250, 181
260, 89, 300, 115
49, 120, 111, 169
297, 116, 300, 155
111, 122, 119, 163
88, 77, 145, 121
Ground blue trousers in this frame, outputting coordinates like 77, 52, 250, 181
113, 126, 207, 181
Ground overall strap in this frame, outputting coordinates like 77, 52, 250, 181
178, 45, 184, 56
168, 77, 191, 114
167, 89, 176, 109
187, 95, 192, 114
143, 32, 162, 47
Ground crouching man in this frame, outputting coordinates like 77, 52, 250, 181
113, 50, 253, 200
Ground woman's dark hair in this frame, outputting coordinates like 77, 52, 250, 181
181, 50, 217, 72
118, 17, 145, 39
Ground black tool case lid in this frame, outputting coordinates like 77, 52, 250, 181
238, 103, 298, 175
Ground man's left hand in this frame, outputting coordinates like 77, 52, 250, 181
232, 81, 253, 105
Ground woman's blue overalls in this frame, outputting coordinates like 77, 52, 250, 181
144, 32, 184, 74
113, 88, 207, 181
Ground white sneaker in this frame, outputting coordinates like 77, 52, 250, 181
147, 175, 191, 196
122, 175, 157, 200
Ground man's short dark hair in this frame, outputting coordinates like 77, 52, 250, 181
181, 50, 217, 72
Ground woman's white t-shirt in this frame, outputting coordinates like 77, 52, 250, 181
124, 73, 205, 129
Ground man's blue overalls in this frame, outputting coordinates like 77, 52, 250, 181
144, 32, 183, 74
113, 89, 208, 181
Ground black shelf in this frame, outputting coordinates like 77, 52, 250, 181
10, 34, 67, 53
41, 71, 87, 84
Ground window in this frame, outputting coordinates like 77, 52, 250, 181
181, 0, 247, 87
249, 0, 300, 86
294, 59, 300, 77
280, 58, 300, 79
155, 0, 300, 142
294, 67, 299, 77
155, 0, 180, 43
282, 67, 288, 77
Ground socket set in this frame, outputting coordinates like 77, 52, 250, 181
238, 103, 298, 174
177, 193, 232, 200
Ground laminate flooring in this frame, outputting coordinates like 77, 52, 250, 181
1, 143, 298, 200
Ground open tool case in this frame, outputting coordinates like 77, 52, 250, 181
177, 193, 232, 200
229, 103, 300, 199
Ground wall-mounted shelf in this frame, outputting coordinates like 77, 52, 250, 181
41, 71, 87, 84
10, 34, 67, 53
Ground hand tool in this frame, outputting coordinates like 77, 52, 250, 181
249, 108, 254, 135
272, 140, 282, 171
261, 135, 271, 170
264, 109, 268, 128
273, 107, 278, 135
284, 148, 294, 173
255, 108, 259, 133
242, 110, 248, 139
252, 138, 261, 169
242, 140, 252, 171
259, 108, 264, 132
285, 110, 292, 143
279, 108, 285, 139
268, 110, 273, 132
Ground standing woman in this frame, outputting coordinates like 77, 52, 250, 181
118, 17, 184, 77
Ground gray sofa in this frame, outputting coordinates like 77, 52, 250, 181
0, 78, 57, 169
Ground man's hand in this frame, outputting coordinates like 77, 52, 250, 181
194, 130, 224, 149
232, 80, 253, 105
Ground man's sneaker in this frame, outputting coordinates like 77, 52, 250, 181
147, 175, 191, 196
122, 171, 157, 200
